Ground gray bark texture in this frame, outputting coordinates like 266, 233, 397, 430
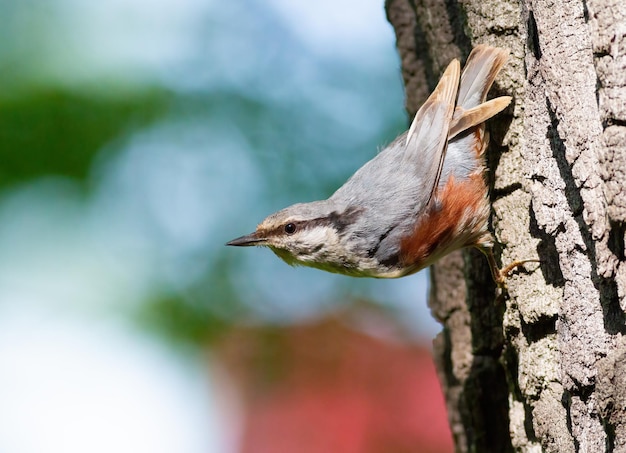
385, 0, 626, 452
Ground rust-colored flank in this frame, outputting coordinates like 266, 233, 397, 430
399, 172, 488, 268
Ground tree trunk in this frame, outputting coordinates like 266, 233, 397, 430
385, 0, 626, 451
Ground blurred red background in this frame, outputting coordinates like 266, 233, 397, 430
218, 312, 453, 453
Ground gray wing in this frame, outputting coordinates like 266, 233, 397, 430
329, 59, 461, 264
404, 58, 460, 206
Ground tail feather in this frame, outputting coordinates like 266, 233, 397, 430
456, 45, 509, 109
449, 96, 512, 139
449, 45, 510, 140
439, 45, 510, 185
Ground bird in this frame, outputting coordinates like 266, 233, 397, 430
227, 45, 534, 284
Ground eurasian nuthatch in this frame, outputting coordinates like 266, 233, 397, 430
228, 45, 533, 284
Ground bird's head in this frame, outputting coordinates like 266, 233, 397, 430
227, 201, 365, 274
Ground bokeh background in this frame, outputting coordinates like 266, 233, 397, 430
0, 0, 453, 451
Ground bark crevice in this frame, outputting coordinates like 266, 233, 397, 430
387, 0, 626, 450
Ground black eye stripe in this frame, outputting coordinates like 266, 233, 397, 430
262, 208, 364, 239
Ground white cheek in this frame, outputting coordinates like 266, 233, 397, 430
300, 227, 339, 246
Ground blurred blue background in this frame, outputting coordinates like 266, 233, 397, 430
0, 0, 440, 451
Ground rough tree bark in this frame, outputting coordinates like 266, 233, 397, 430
385, 0, 626, 452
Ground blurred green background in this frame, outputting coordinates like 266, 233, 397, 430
0, 0, 444, 451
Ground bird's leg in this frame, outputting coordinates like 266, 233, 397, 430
479, 247, 540, 286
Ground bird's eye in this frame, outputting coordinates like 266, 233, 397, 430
284, 223, 297, 235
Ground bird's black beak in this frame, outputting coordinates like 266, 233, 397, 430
226, 232, 266, 247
